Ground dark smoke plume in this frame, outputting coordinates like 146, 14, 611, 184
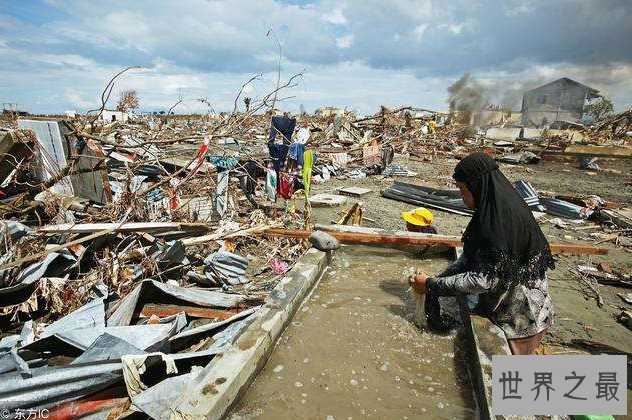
447, 74, 487, 125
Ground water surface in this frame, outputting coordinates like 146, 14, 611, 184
230, 246, 478, 419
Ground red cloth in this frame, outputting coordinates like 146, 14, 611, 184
278, 172, 295, 199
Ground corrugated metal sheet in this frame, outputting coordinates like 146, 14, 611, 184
514, 180, 540, 207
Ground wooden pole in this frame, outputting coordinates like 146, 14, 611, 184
260, 225, 609, 256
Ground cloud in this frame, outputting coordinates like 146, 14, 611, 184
412, 24, 428, 42
335, 34, 354, 49
63, 88, 93, 109
323, 7, 347, 25
0, 0, 630, 114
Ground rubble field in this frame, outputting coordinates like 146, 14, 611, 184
0, 103, 630, 417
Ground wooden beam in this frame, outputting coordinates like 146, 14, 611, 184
0, 229, 113, 271
37, 221, 210, 234
140, 303, 240, 320
535, 149, 632, 160
260, 225, 609, 256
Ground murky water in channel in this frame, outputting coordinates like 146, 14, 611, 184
229, 246, 478, 420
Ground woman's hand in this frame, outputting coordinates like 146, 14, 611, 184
409, 271, 431, 294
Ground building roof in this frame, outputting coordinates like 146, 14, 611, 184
525, 77, 600, 98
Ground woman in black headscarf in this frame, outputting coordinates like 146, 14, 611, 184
411, 152, 555, 354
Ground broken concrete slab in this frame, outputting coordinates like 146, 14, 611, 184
309, 193, 347, 207
337, 186, 372, 197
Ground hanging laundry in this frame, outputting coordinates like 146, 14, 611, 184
302, 150, 314, 197
243, 161, 264, 196
278, 172, 295, 199
184, 135, 211, 179
288, 143, 305, 167
209, 155, 238, 169
268, 142, 289, 174
266, 163, 277, 201
268, 116, 296, 143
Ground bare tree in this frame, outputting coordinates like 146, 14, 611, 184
117, 90, 140, 112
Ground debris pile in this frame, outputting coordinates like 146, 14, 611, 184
0, 104, 318, 415
0, 74, 630, 414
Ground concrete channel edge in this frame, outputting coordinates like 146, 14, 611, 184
459, 296, 514, 420
171, 248, 330, 420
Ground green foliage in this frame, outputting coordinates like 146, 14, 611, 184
584, 96, 614, 122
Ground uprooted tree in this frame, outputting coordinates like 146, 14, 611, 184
116, 90, 140, 112
584, 96, 614, 122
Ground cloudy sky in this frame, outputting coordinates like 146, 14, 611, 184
1, 0, 631, 115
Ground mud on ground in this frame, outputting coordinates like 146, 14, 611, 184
307, 155, 632, 418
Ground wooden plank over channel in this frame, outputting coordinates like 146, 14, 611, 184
260, 225, 609, 256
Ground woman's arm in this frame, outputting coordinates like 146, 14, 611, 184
437, 254, 468, 278
427, 270, 494, 297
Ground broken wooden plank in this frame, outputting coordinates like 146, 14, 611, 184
140, 303, 240, 320
336, 202, 363, 226
0, 229, 113, 271
535, 149, 632, 160
260, 225, 609, 255
555, 195, 618, 209
38, 222, 210, 234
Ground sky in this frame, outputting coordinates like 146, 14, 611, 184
0, 0, 631, 115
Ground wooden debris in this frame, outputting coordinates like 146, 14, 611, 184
260, 225, 610, 255
140, 303, 241, 320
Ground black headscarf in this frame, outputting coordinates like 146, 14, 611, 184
453, 152, 554, 288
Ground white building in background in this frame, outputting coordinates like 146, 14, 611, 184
315, 106, 344, 118
100, 109, 132, 123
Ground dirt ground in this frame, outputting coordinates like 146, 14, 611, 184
307, 154, 632, 418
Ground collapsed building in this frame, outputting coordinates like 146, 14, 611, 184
521, 77, 600, 127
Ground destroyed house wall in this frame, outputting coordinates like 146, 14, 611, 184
17, 119, 111, 203
521, 78, 597, 127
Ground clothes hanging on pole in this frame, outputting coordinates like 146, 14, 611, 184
288, 142, 305, 167
302, 150, 314, 197
269, 116, 297, 143
278, 172, 295, 199
243, 160, 264, 196
266, 164, 277, 201
268, 142, 289, 174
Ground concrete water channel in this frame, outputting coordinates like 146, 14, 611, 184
229, 246, 481, 419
